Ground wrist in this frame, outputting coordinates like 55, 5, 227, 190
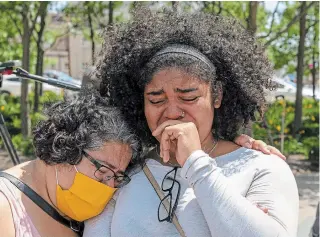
181, 150, 208, 178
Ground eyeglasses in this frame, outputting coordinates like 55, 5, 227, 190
158, 167, 181, 223
82, 151, 131, 188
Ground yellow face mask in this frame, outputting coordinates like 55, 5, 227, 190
56, 166, 117, 221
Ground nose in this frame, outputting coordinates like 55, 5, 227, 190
164, 102, 184, 120
105, 178, 116, 188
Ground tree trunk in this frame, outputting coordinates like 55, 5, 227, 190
34, 81, 39, 112
244, 1, 259, 137
217, 1, 222, 14
312, 25, 317, 100
247, 1, 258, 35
21, 12, 31, 138
109, 1, 113, 25
39, 82, 43, 96
67, 36, 72, 76
172, 1, 178, 12
34, 2, 48, 112
293, 2, 307, 136
34, 48, 44, 111
312, 48, 316, 100
87, 10, 95, 65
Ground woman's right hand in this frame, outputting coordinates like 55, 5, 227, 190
152, 120, 202, 167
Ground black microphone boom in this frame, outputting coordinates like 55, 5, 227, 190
0, 61, 81, 167
14, 68, 81, 91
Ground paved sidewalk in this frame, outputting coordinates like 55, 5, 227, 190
296, 172, 319, 237
0, 149, 319, 237
0, 149, 31, 171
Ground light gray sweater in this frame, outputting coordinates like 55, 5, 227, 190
84, 148, 299, 237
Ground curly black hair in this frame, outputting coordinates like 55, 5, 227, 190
96, 8, 274, 145
33, 90, 141, 168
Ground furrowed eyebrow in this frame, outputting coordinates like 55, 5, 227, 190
85, 152, 115, 169
175, 88, 198, 93
84, 151, 126, 174
146, 89, 164, 96
96, 159, 117, 170
95, 158, 126, 174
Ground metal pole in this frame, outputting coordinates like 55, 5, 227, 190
0, 113, 20, 165
281, 99, 286, 154
276, 95, 286, 153
0, 63, 80, 167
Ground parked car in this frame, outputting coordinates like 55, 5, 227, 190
43, 70, 82, 100
0, 75, 24, 96
265, 77, 319, 102
43, 70, 82, 86
0, 75, 62, 96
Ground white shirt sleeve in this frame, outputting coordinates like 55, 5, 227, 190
180, 150, 299, 237
83, 199, 115, 237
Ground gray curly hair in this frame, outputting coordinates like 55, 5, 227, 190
33, 90, 142, 169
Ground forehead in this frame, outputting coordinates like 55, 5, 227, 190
100, 142, 131, 156
95, 142, 132, 165
146, 68, 208, 90
102, 141, 128, 149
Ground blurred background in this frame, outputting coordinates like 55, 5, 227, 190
0, 2, 318, 236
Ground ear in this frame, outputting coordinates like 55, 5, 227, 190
213, 81, 223, 109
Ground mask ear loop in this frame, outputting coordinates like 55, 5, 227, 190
56, 165, 79, 186
55, 166, 59, 185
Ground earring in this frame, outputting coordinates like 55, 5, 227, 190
181, 111, 185, 118
214, 99, 220, 108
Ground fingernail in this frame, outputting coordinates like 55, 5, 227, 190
244, 142, 252, 149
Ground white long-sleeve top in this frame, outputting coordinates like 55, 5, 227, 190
84, 148, 299, 237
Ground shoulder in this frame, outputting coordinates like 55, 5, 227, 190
0, 191, 15, 237
221, 148, 291, 171
249, 150, 292, 173
246, 150, 298, 191
4, 161, 32, 173
219, 148, 296, 182
232, 148, 294, 175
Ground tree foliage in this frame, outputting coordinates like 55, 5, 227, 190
63, 1, 124, 64
0, 1, 318, 154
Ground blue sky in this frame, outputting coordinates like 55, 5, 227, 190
50, 1, 285, 13
265, 1, 288, 13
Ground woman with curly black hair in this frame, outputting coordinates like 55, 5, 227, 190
84, 8, 298, 237
0, 92, 141, 237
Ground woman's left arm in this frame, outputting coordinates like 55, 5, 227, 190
180, 151, 299, 237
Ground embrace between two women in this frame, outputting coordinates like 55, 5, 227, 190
0, 9, 298, 237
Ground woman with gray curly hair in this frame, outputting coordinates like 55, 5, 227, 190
0, 92, 141, 237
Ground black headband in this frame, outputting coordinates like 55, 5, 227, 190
149, 44, 216, 73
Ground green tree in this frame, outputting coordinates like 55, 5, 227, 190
293, 2, 308, 135
0, 6, 23, 63
63, 1, 123, 65
200, 1, 318, 136
1, 2, 47, 138
264, 2, 318, 72
34, 2, 50, 113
